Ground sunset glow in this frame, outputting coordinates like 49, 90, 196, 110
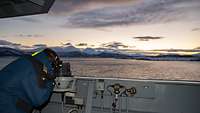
0, 0, 200, 52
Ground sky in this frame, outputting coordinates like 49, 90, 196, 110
0, 0, 200, 51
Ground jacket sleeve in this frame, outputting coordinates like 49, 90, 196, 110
20, 60, 54, 107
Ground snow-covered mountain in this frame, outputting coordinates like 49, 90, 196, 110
51, 46, 81, 53
83, 48, 100, 55
193, 53, 200, 57
0, 46, 199, 61
0, 47, 23, 56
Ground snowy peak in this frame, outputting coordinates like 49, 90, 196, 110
83, 48, 100, 55
51, 45, 81, 53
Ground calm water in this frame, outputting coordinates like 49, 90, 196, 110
1, 57, 200, 81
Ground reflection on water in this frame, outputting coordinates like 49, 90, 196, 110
1, 57, 200, 81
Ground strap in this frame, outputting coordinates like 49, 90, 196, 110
16, 99, 33, 113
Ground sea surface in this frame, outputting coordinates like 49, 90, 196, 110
0, 57, 200, 81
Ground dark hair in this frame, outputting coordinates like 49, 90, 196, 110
43, 48, 59, 59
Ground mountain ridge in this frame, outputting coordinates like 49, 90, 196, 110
0, 46, 199, 61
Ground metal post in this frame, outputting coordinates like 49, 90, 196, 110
85, 81, 94, 113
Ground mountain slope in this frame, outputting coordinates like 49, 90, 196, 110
0, 47, 23, 56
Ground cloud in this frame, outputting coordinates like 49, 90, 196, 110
195, 47, 200, 49
17, 17, 41, 23
101, 42, 129, 49
0, 40, 22, 48
16, 34, 44, 38
133, 36, 164, 41
153, 49, 200, 52
0, 40, 14, 45
1, 34, 44, 39
33, 44, 47, 48
82, 0, 134, 3
61, 0, 200, 28
95, 28, 112, 32
0, 40, 33, 49
61, 42, 73, 46
0, 40, 21, 46
76, 43, 88, 47
51, 0, 135, 15
192, 28, 200, 31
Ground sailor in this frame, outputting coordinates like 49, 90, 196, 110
0, 48, 62, 113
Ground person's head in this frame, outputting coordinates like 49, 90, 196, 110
32, 48, 62, 79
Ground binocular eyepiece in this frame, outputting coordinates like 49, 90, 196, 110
33, 48, 72, 78
58, 61, 72, 77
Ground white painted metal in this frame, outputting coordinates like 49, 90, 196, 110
42, 77, 200, 113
